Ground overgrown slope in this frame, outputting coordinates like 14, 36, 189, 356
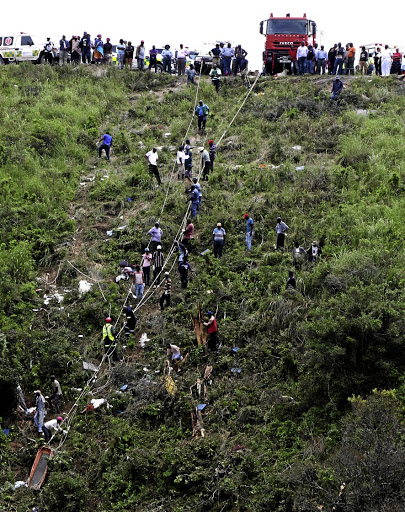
0, 65, 404, 512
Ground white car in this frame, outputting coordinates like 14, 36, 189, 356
0, 33, 43, 64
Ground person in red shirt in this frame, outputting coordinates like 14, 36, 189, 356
391, 49, 402, 75
182, 219, 194, 251
204, 311, 218, 351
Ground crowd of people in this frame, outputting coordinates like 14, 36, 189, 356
293, 42, 404, 76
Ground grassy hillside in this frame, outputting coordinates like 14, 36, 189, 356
0, 64, 404, 512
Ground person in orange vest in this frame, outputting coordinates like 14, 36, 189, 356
204, 311, 218, 351
102, 317, 119, 361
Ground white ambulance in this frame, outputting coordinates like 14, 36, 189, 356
0, 33, 43, 64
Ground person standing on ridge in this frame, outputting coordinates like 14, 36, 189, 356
141, 248, 152, 286
195, 100, 209, 132
210, 43, 222, 68
149, 45, 158, 72
243, 213, 253, 251
162, 44, 173, 73
221, 42, 234, 76
102, 317, 119, 361
59, 35, 69, 66
49, 375, 62, 414
204, 311, 218, 351
359, 46, 369, 75
177, 44, 189, 75
123, 305, 137, 340
234, 44, 247, 76
145, 148, 162, 185
94, 35, 104, 64
346, 43, 356, 75
98, 131, 113, 161
152, 245, 164, 285
104, 38, 113, 65
147, 222, 163, 252
34, 390, 46, 434
136, 40, 145, 70
80, 32, 91, 64
117, 39, 126, 69
160, 272, 172, 311
275, 216, 288, 251
213, 223, 226, 258
125, 41, 134, 69
200, 146, 211, 181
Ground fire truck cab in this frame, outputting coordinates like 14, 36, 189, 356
260, 13, 316, 75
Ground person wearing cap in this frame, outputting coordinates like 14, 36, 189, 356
204, 312, 218, 351
149, 45, 158, 72
162, 44, 173, 73
200, 146, 211, 181
123, 305, 137, 340
160, 272, 172, 311
292, 241, 307, 269
166, 343, 183, 372
104, 38, 113, 65
133, 265, 145, 299
177, 44, 189, 75
80, 32, 91, 64
275, 217, 289, 251
94, 35, 104, 64
331, 75, 343, 100
34, 390, 46, 434
117, 39, 126, 69
195, 101, 210, 132
136, 40, 145, 70
102, 317, 119, 360
141, 248, 152, 286
147, 222, 163, 252
145, 147, 162, 186
210, 43, 222, 67
98, 131, 113, 161
49, 375, 62, 414
42, 416, 65, 443
213, 223, 226, 258
177, 145, 186, 180
209, 64, 222, 92
208, 140, 217, 173
188, 185, 200, 219
307, 241, 321, 265
182, 219, 194, 250
153, 245, 165, 285
243, 214, 254, 251
59, 35, 69, 66
286, 270, 297, 290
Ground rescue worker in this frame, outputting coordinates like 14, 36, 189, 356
204, 311, 218, 351
98, 131, 113, 161
166, 343, 183, 372
331, 75, 344, 100
141, 248, 152, 286
174, 240, 188, 263
152, 245, 164, 286
243, 213, 253, 251
275, 216, 288, 251
195, 100, 209, 132
182, 219, 194, 250
123, 305, 137, 340
49, 375, 62, 414
188, 185, 200, 219
208, 140, 217, 173
42, 416, 64, 443
133, 265, 145, 299
102, 317, 119, 361
178, 256, 193, 289
209, 64, 221, 92
213, 223, 226, 258
177, 145, 186, 180
147, 222, 163, 252
200, 146, 211, 181
308, 241, 321, 265
145, 148, 162, 186
160, 272, 171, 311
193, 178, 202, 209
292, 241, 307, 269
34, 390, 46, 434
286, 270, 297, 290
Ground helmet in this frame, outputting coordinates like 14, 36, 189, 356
207, 311, 213, 316
105, 317, 112, 323
157, 245, 162, 250
57, 416, 63, 422
165, 272, 170, 277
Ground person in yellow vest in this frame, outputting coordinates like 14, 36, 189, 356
102, 317, 119, 361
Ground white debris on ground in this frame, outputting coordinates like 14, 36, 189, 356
43, 292, 64, 305
139, 333, 150, 348
78, 280, 93, 297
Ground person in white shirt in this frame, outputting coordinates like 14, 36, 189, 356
177, 44, 189, 75
177, 145, 186, 180
42, 416, 65, 443
297, 42, 308, 75
145, 148, 161, 185
275, 216, 289, 250
166, 343, 183, 372
136, 40, 146, 70
381, 45, 392, 77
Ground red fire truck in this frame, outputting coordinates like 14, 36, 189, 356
260, 13, 317, 75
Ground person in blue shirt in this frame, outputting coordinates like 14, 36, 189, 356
188, 185, 200, 218
212, 223, 226, 258
243, 213, 254, 251
331, 76, 344, 100
162, 44, 173, 73
195, 100, 210, 132
98, 132, 113, 161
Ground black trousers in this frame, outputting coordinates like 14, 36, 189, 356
154, 266, 162, 284
143, 266, 150, 285
207, 332, 218, 351
160, 293, 171, 310
277, 233, 285, 250
202, 161, 211, 181
149, 164, 162, 185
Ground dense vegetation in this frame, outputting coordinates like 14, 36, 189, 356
0, 64, 404, 511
